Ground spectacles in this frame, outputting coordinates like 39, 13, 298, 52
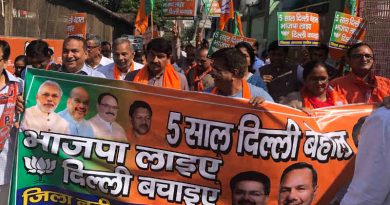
99, 103, 119, 110
350, 54, 374, 60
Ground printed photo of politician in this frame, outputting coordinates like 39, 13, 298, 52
278, 162, 318, 205
88, 92, 126, 142
230, 171, 271, 205
128, 100, 152, 139
21, 80, 70, 134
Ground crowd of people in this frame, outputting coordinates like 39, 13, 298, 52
0, 29, 389, 204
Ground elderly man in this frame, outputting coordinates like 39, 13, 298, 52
59, 87, 94, 138
125, 38, 189, 90
21, 80, 69, 134
330, 43, 390, 104
128, 100, 152, 139
89, 93, 126, 141
230, 171, 271, 205
278, 162, 318, 205
85, 34, 113, 69
98, 37, 143, 80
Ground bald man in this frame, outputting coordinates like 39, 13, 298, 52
59, 87, 94, 138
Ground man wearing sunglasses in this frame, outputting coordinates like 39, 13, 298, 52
330, 43, 390, 104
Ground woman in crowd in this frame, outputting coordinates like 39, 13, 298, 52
235, 42, 268, 92
282, 60, 347, 109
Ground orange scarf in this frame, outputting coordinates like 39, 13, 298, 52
133, 63, 181, 89
113, 63, 134, 80
301, 86, 347, 109
211, 79, 251, 99
192, 66, 212, 91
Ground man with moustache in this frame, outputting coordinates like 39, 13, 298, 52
186, 47, 214, 91
278, 162, 318, 205
89, 93, 126, 141
59, 36, 106, 77
16, 36, 106, 115
98, 37, 143, 80
230, 171, 271, 205
330, 42, 390, 104
125, 38, 189, 90
128, 100, 152, 139
21, 80, 69, 134
85, 34, 113, 70
59, 87, 94, 138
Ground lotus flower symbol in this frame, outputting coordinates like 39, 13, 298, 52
24, 156, 56, 181
334, 32, 341, 38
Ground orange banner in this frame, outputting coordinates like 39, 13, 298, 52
0, 36, 63, 72
164, 0, 198, 19
66, 13, 87, 38
13, 69, 374, 205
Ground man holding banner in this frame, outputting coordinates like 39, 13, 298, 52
0, 40, 22, 205
208, 48, 274, 104
60, 36, 106, 77
125, 38, 189, 90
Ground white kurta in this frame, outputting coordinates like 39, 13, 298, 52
20, 105, 70, 134
88, 114, 126, 142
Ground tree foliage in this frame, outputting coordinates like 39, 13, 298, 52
91, 0, 168, 28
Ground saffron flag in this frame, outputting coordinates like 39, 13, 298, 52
135, 0, 154, 34
233, 11, 244, 36
218, 0, 234, 30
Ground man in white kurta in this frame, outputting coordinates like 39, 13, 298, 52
341, 107, 390, 205
89, 93, 126, 142
21, 80, 69, 134
97, 37, 143, 80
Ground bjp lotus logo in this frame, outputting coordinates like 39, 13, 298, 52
24, 156, 56, 181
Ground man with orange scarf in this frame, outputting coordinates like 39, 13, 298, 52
98, 38, 143, 80
330, 43, 390, 104
207, 48, 274, 105
186, 47, 214, 91
125, 38, 188, 90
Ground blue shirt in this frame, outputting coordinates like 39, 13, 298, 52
58, 109, 95, 138
252, 57, 265, 76
247, 73, 268, 92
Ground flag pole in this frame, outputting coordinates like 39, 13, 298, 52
150, 10, 154, 38
194, 0, 215, 46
